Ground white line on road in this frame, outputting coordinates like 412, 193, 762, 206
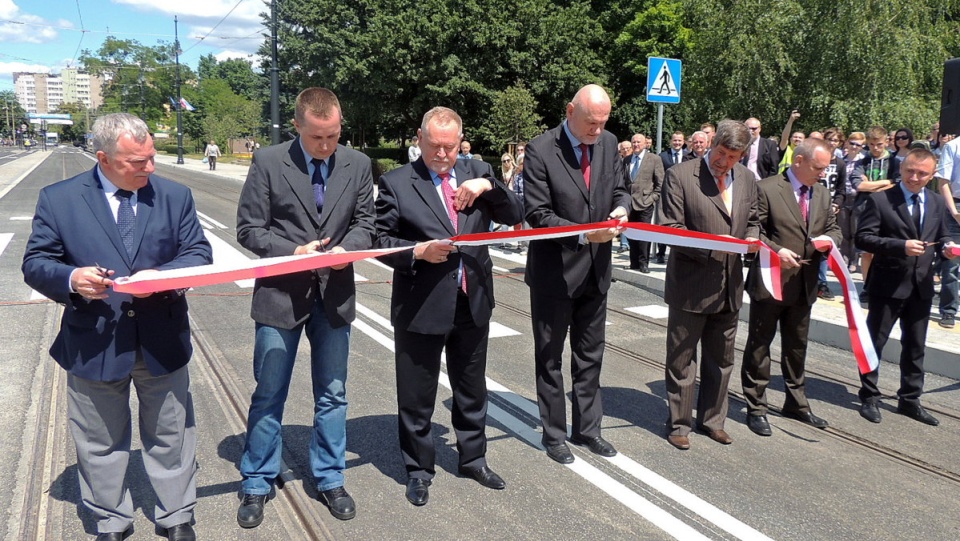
196, 211, 228, 229
9, 216, 32, 220
203, 231, 254, 288
0, 233, 11, 256
351, 302, 773, 540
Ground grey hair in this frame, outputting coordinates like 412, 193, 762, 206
92, 113, 151, 156
421, 107, 463, 137
712, 119, 751, 152
793, 138, 832, 161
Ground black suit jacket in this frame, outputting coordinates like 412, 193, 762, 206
855, 186, 951, 300
523, 125, 631, 298
22, 168, 213, 380
237, 139, 376, 329
375, 158, 524, 334
739, 138, 780, 180
660, 149, 688, 170
747, 174, 841, 305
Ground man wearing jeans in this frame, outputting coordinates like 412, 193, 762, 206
937, 136, 960, 328
235, 88, 375, 525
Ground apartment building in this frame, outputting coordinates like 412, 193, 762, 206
13, 68, 104, 114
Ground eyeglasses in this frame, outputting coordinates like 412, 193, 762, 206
747, 126, 760, 131
502, 159, 511, 163
847, 142, 863, 148
895, 135, 910, 140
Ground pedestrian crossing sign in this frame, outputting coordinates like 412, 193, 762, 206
646, 57, 682, 104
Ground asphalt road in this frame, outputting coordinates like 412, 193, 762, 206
2, 147, 960, 540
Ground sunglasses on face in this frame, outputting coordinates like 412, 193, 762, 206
895, 135, 910, 140
848, 142, 863, 148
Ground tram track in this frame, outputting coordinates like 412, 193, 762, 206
493, 284, 960, 488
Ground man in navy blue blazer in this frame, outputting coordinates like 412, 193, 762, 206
22, 113, 212, 541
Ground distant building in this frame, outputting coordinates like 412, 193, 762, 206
13, 68, 104, 114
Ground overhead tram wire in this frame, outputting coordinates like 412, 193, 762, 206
179, 0, 248, 56
68, 0, 88, 67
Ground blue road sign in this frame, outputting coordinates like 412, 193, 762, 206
646, 58, 682, 104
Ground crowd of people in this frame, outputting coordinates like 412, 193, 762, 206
21, 86, 959, 540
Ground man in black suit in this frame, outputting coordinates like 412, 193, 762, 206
855, 149, 957, 425
523, 84, 630, 464
660, 130, 688, 171
742, 139, 841, 437
236, 88, 375, 525
742, 117, 781, 180
623, 133, 664, 272
376, 107, 524, 506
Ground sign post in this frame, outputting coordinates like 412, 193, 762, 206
646, 57, 682, 154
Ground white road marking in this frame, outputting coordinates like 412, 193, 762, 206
352, 302, 774, 541
0, 233, 11, 255
489, 322, 520, 337
203, 232, 255, 288
196, 211, 227, 229
30, 289, 48, 300
198, 219, 213, 230
626, 305, 670, 319
9, 216, 32, 221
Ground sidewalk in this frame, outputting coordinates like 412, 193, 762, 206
153, 152, 251, 183
609, 249, 960, 380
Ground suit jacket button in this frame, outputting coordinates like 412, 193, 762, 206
127, 310, 135, 317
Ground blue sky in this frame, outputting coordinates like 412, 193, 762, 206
0, 0, 266, 92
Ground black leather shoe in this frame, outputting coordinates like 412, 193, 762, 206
319, 486, 356, 520
166, 523, 196, 541
639, 265, 650, 274
545, 443, 575, 464
458, 465, 506, 490
746, 413, 772, 436
897, 403, 939, 426
569, 435, 617, 457
237, 493, 268, 528
96, 530, 131, 541
405, 478, 431, 506
782, 410, 829, 429
859, 402, 882, 423
656, 255, 666, 264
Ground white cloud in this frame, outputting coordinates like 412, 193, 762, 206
0, 1, 72, 44
112, 1, 262, 25
0, 61, 52, 77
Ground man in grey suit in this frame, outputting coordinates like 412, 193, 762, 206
624, 133, 665, 272
235, 88, 375, 525
660, 120, 760, 450
742, 139, 841, 437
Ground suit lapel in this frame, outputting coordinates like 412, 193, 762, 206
412, 161, 455, 236
698, 160, 729, 221
131, 181, 154, 261
919, 188, 936, 239
891, 188, 915, 236
777, 175, 806, 231
556, 128, 589, 202
87, 169, 133, 264
284, 138, 321, 228
318, 150, 348, 229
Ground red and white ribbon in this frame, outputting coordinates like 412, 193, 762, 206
811, 236, 879, 374
112, 247, 409, 295
621, 223, 782, 301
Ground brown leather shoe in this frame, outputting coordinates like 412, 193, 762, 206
667, 434, 690, 450
700, 427, 733, 445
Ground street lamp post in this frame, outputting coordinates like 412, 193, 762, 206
174, 16, 185, 165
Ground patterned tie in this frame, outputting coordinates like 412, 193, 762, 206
311, 158, 325, 211
630, 155, 640, 180
911, 193, 922, 234
799, 185, 809, 223
115, 189, 136, 258
580, 143, 591, 190
717, 175, 732, 215
439, 173, 467, 293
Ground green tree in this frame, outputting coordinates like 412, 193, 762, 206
477, 84, 544, 151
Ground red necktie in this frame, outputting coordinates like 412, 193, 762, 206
439, 173, 467, 293
799, 185, 809, 223
580, 143, 591, 190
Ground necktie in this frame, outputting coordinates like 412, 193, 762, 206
580, 144, 591, 190
911, 193, 922, 234
115, 189, 136, 258
674, 151, 680, 165
439, 173, 467, 293
630, 155, 640, 180
799, 185, 809, 223
717, 175, 731, 215
311, 158, 325, 211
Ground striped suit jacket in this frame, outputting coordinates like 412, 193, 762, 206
659, 157, 760, 313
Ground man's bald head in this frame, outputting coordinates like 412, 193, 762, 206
566, 84, 611, 145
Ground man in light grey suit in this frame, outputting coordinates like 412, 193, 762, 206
660, 120, 760, 450
624, 133, 665, 272
235, 88, 375, 526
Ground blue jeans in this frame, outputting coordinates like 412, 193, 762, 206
818, 259, 828, 284
240, 298, 350, 494
940, 214, 960, 317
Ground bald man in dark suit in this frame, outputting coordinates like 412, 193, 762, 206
659, 120, 760, 450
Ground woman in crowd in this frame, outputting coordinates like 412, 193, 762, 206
891, 128, 914, 181
839, 131, 866, 271
204, 139, 222, 171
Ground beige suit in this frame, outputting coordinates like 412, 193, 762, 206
659, 157, 760, 436
624, 152, 665, 269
